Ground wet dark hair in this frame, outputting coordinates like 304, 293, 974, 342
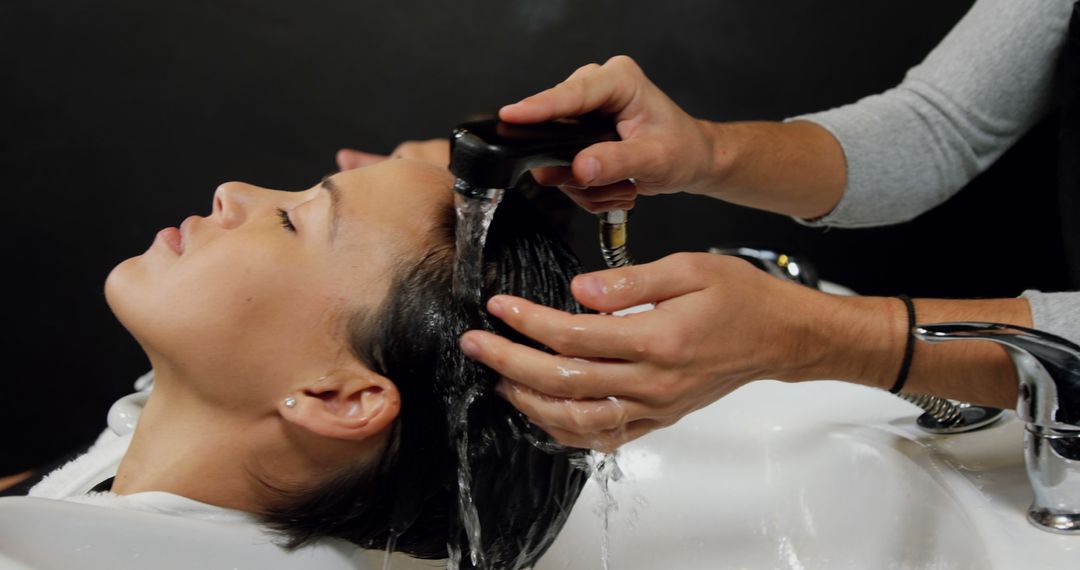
261, 188, 589, 568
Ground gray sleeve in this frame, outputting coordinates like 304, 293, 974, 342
792, 0, 1072, 228
1022, 290, 1080, 346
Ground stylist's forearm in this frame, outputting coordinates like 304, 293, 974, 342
800, 295, 1031, 410
700, 120, 847, 219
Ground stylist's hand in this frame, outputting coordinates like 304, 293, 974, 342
500, 55, 716, 213
336, 139, 449, 170
459, 253, 846, 451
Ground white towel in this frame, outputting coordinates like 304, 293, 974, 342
28, 371, 254, 524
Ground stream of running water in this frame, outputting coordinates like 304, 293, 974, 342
448, 183, 624, 569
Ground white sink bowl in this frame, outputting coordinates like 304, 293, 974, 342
534, 381, 1078, 570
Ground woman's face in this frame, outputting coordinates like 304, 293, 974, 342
105, 159, 453, 408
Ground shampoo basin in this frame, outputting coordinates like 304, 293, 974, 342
534, 381, 1078, 569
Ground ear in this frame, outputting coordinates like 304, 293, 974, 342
279, 368, 400, 442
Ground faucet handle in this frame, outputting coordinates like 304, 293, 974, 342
914, 322, 1080, 430
916, 322, 1080, 534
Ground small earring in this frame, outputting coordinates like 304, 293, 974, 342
283, 396, 297, 409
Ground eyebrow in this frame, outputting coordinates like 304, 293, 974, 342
320, 175, 343, 242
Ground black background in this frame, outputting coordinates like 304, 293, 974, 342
1, 0, 1070, 475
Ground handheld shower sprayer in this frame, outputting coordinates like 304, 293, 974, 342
450, 117, 618, 195
449, 117, 634, 269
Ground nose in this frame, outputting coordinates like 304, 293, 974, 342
212, 182, 265, 229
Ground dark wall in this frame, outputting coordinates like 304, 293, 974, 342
2, 0, 1068, 474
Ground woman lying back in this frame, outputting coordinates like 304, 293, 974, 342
30, 159, 589, 569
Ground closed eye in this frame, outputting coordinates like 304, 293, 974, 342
276, 208, 296, 232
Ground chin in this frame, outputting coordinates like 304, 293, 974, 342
103, 255, 223, 376
104, 256, 163, 352
104, 257, 139, 318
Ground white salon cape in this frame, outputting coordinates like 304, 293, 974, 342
27, 371, 255, 524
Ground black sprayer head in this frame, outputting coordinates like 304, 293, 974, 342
449, 116, 618, 194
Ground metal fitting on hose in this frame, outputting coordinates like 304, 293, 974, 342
599, 210, 633, 269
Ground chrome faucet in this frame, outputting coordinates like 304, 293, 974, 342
914, 322, 1080, 534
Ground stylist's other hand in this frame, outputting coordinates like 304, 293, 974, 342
499, 55, 715, 213
460, 253, 835, 451
336, 139, 450, 171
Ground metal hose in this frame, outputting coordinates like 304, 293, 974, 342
895, 392, 966, 427
599, 210, 633, 268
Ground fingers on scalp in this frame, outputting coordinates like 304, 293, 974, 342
510, 390, 630, 434
468, 331, 527, 380
481, 336, 597, 399
529, 313, 586, 355
490, 295, 545, 329
493, 295, 565, 340
496, 296, 646, 361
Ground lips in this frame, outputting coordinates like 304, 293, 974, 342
155, 215, 200, 256
156, 227, 182, 255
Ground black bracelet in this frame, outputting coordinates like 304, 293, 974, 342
889, 294, 916, 394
